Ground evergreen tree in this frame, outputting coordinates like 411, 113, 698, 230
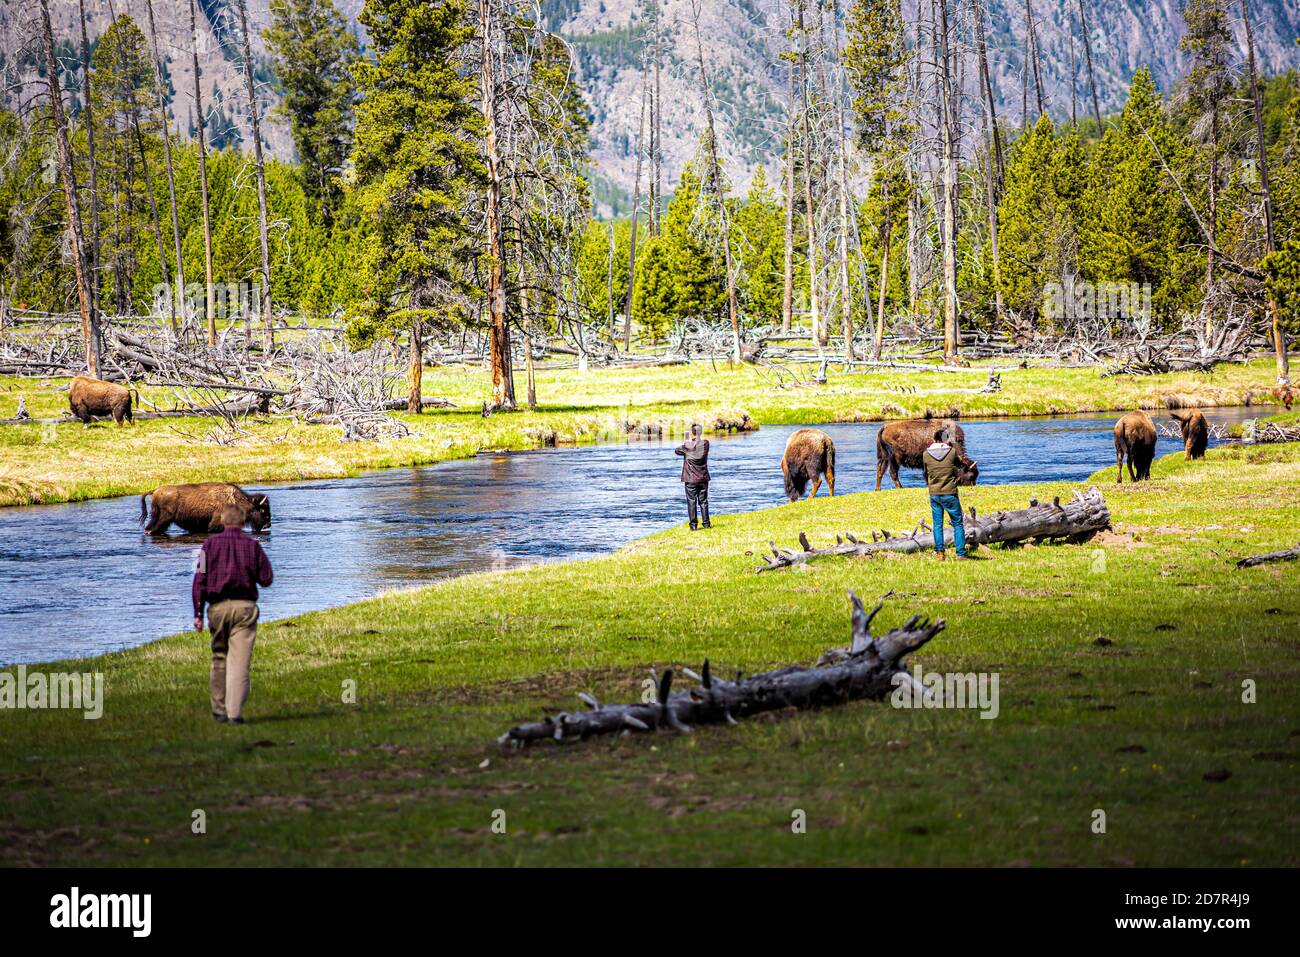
264, 0, 359, 220
733, 165, 785, 323
347, 0, 481, 410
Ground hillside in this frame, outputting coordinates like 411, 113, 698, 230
3, 0, 1298, 213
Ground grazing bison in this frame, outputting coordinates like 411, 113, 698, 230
782, 429, 836, 502
875, 418, 978, 491
141, 482, 271, 535
69, 375, 134, 425
1114, 411, 1157, 483
1170, 407, 1208, 460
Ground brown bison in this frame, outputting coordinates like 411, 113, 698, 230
69, 375, 134, 425
782, 429, 836, 502
1170, 407, 1208, 460
875, 418, 979, 490
1114, 411, 1157, 483
141, 482, 271, 535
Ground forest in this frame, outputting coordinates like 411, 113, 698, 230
2, 0, 1299, 407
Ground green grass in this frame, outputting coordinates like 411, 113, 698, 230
0, 358, 1285, 507
2, 443, 1297, 866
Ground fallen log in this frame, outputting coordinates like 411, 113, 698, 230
498, 592, 945, 748
756, 487, 1111, 572
1236, 544, 1300, 568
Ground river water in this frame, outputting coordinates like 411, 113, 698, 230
0, 407, 1267, 664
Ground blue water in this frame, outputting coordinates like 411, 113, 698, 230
0, 408, 1264, 664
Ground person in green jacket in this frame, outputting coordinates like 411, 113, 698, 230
922, 427, 968, 560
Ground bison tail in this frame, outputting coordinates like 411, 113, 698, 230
140, 493, 149, 525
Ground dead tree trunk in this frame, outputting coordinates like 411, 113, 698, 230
691, 0, 741, 364
649, 0, 662, 236
189, 0, 216, 346
974, 0, 1004, 326
1078, 0, 1103, 130
498, 592, 945, 747
39, 0, 99, 377
479, 0, 515, 409
76, 0, 101, 326
935, 0, 960, 362
623, 70, 647, 349
145, 0, 186, 332
1240, 0, 1289, 386
1237, 544, 1300, 568
797, 0, 821, 345
782, 18, 797, 335
234, 0, 274, 351
406, 322, 423, 414
757, 487, 1111, 572
1025, 0, 1045, 117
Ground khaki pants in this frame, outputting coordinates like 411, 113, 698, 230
208, 599, 259, 720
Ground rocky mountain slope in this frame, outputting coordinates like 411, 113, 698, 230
4, 0, 1298, 214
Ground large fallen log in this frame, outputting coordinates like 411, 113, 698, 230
756, 487, 1111, 572
498, 592, 945, 748
1236, 544, 1300, 568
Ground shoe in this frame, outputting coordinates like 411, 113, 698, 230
954, 553, 969, 560
689, 524, 698, 531
934, 550, 946, 561
702, 523, 712, 529
212, 712, 228, 722
226, 717, 246, 725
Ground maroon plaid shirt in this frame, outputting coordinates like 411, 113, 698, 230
193, 527, 274, 616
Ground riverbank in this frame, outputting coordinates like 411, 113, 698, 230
0, 359, 1284, 507
2, 442, 1297, 866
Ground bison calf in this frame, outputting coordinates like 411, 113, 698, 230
782, 429, 836, 502
1114, 411, 1157, 483
1170, 407, 1208, 460
142, 482, 271, 535
875, 418, 978, 490
69, 376, 134, 425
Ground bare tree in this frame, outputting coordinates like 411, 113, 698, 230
690, 0, 741, 364
189, 0, 216, 345
233, 0, 274, 350
781, 5, 797, 334
973, 0, 1004, 325
75, 0, 101, 323
934, 0, 960, 360
144, 0, 186, 332
623, 58, 648, 348
1078, 0, 1103, 129
39, 0, 99, 375
479, 0, 515, 408
1239, 0, 1289, 384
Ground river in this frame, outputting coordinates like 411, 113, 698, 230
0, 406, 1268, 664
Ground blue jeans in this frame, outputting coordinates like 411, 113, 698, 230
930, 494, 966, 556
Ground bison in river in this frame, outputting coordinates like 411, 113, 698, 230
1113, 411, 1157, 482
141, 482, 271, 535
1170, 407, 1208, 460
875, 418, 978, 490
69, 375, 134, 425
782, 428, 836, 502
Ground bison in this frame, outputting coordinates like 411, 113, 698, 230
875, 418, 978, 490
141, 482, 271, 535
1114, 411, 1157, 483
782, 429, 836, 502
69, 375, 134, 425
1170, 407, 1208, 460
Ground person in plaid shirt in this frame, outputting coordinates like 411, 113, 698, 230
193, 504, 274, 724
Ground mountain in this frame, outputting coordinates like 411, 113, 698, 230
4, 0, 1299, 214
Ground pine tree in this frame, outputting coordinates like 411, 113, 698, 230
264, 0, 359, 221
349, 0, 481, 412
733, 165, 786, 323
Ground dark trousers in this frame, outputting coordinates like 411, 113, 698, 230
685, 482, 710, 528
